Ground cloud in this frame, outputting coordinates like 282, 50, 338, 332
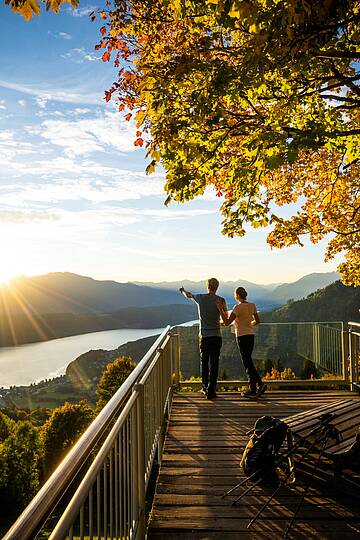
0, 79, 102, 105
0, 100, 6, 110
36, 110, 141, 156
61, 47, 100, 63
0, 131, 14, 142
36, 95, 48, 109
48, 31, 72, 40
0, 209, 59, 223
17, 100, 26, 107
139, 208, 216, 220
67, 5, 97, 17
0, 169, 165, 205
73, 108, 91, 115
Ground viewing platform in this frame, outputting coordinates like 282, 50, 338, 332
149, 390, 360, 539
3, 322, 360, 540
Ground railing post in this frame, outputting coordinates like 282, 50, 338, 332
312, 323, 320, 366
342, 323, 350, 384
133, 384, 145, 539
348, 325, 357, 391
157, 349, 165, 459
173, 333, 180, 386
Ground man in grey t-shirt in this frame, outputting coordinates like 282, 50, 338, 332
180, 278, 227, 399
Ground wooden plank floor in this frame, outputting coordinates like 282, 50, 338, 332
148, 390, 360, 540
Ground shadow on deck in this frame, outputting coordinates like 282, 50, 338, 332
148, 390, 360, 540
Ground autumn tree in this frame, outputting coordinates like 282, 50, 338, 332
96, 355, 136, 410
0, 420, 42, 510
96, 0, 360, 285
0, 410, 16, 442
41, 401, 95, 475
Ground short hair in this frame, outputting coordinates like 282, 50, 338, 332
235, 286, 247, 300
207, 277, 219, 291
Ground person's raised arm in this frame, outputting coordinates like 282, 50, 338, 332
216, 300, 236, 326
179, 286, 194, 300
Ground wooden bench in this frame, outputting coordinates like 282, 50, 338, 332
284, 398, 360, 483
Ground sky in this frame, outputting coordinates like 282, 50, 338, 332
0, 3, 341, 286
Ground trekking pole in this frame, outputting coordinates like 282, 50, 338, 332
231, 476, 264, 506
275, 413, 337, 464
283, 431, 330, 539
221, 468, 264, 498
246, 427, 330, 529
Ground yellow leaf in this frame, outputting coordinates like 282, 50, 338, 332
135, 110, 146, 127
21, 0, 37, 20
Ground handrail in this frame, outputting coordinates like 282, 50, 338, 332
4, 326, 171, 540
258, 321, 344, 325
48, 331, 174, 539
49, 391, 140, 539
349, 321, 360, 335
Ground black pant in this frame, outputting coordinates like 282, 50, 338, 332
200, 336, 222, 395
237, 334, 262, 393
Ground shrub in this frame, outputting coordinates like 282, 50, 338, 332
96, 355, 136, 411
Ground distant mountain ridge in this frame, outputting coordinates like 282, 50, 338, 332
0, 271, 340, 321
136, 272, 340, 305
135, 279, 271, 305
267, 271, 340, 305
0, 272, 188, 316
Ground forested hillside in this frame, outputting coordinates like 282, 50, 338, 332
263, 281, 359, 323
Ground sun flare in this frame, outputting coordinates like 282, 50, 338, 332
0, 265, 18, 285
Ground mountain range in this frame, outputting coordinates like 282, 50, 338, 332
0, 271, 340, 318
0, 272, 186, 316
136, 272, 340, 306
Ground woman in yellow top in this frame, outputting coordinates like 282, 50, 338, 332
217, 286, 266, 398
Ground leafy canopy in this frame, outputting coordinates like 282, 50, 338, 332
96, 355, 136, 410
41, 400, 95, 474
0, 420, 41, 508
97, 0, 360, 285
5, 0, 78, 20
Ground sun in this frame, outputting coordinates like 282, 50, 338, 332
0, 265, 18, 285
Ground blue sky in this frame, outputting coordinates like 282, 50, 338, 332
0, 3, 340, 285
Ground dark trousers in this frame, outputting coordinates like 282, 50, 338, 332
237, 334, 262, 393
200, 336, 222, 394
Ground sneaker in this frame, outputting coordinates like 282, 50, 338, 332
241, 390, 257, 399
207, 392, 217, 400
257, 384, 267, 397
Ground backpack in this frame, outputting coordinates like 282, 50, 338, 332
240, 415, 288, 486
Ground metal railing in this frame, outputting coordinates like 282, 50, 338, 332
349, 321, 360, 390
4, 326, 179, 540
177, 321, 348, 385
296, 322, 344, 375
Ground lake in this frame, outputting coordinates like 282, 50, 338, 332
0, 327, 170, 388
0, 320, 199, 388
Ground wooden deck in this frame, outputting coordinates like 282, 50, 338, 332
148, 390, 360, 540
